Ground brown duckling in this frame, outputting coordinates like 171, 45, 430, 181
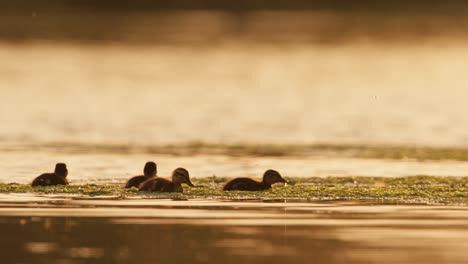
125, 161, 157, 188
31, 163, 69, 187
223, 169, 286, 191
138, 167, 194, 193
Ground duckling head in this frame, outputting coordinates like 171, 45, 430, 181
143, 161, 157, 177
172, 167, 194, 187
263, 169, 286, 185
55, 163, 68, 178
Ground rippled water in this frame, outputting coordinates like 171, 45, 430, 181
1, 42, 468, 147
0, 195, 467, 264
1, 42, 468, 183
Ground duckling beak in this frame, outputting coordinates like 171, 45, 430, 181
187, 181, 195, 187
280, 178, 288, 183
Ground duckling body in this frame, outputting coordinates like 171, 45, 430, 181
125, 175, 148, 189
125, 161, 157, 188
139, 177, 183, 192
223, 169, 286, 191
139, 168, 193, 193
222, 177, 269, 191
32, 163, 69, 187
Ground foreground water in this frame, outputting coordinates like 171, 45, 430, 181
0, 195, 466, 264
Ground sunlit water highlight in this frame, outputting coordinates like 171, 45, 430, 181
2, 151, 468, 184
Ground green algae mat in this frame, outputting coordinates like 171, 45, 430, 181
1, 176, 467, 205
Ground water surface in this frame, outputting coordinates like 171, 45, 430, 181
2, 42, 468, 184
3, 150, 468, 185
1, 43, 468, 147
0, 195, 467, 264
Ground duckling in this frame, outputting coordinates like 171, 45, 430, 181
138, 167, 194, 193
223, 169, 286, 191
31, 163, 69, 187
125, 161, 157, 188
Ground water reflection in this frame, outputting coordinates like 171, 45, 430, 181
0, 198, 467, 264
2, 217, 352, 264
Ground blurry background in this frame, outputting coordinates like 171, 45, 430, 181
3, 0, 468, 44
1, 0, 468, 148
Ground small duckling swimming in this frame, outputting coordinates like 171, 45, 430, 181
125, 161, 157, 188
223, 169, 286, 191
138, 167, 194, 193
31, 163, 69, 187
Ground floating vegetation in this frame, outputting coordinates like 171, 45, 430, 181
0, 176, 467, 205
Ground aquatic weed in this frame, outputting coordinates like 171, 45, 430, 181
0, 176, 467, 205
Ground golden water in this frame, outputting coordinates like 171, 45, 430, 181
0, 195, 467, 264
1, 42, 467, 146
